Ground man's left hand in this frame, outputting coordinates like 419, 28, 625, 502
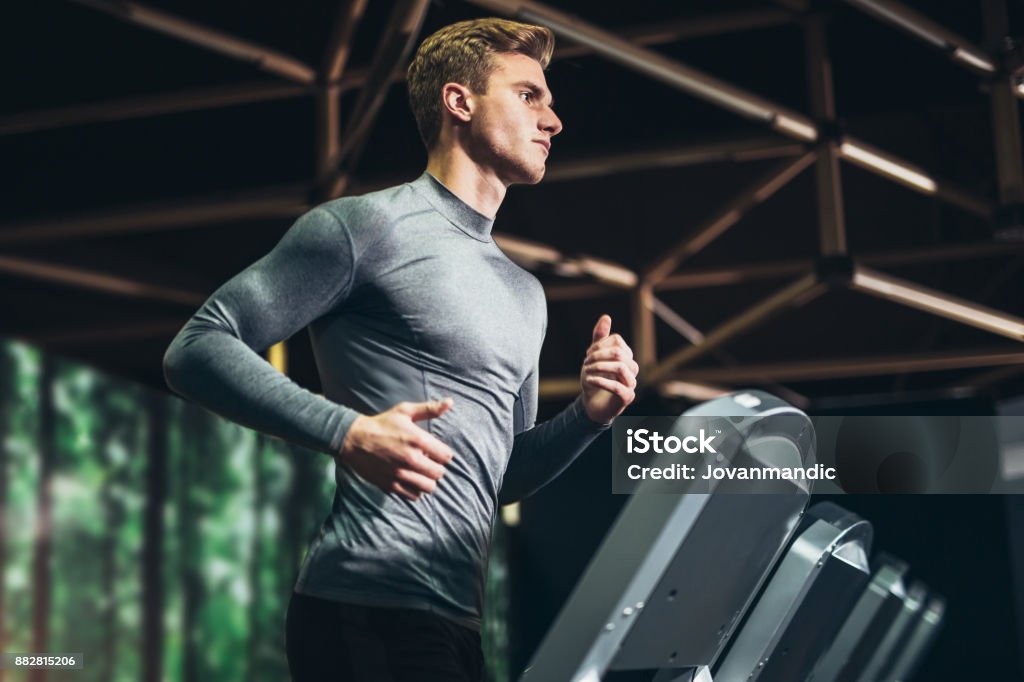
580, 314, 639, 425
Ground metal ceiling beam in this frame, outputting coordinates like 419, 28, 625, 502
990, 89, 1024, 204
539, 371, 811, 408
0, 216, 635, 300
544, 137, 806, 183
643, 152, 814, 285
324, 0, 370, 84
537, 377, 581, 399
0, 254, 204, 306
543, 350, 1024, 393
470, 0, 997, 222
650, 294, 704, 344
838, 137, 994, 218
71, 0, 316, 84
466, 0, 819, 143
983, 0, 1024, 210
0, 182, 809, 317
20, 320, 186, 346
644, 240, 1024, 291
631, 284, 656, 377
493, 234, 637, 288
949, 364, 1024, 391
540, 374, 734, 403
864, 240, 1024, 267
842, 0, 997, 75
326, 0, 430, 198
657, 260, 812, 290
2, 14, 798, 137
347, 138, 806, 196
0, 134, 795, 246
648, 272, 826, 383
316, 0, 369, 194
0, 184, 310, 245
544, 283, 619, 301
552, 9, 796, 60
804, 15, 847, 256
647, 293, 810, 407
0, 82, 309, 137
664, 348, 1024, 383
850, 265, 1024, 342
655, 380, 733, 403
316, 85, 343, 194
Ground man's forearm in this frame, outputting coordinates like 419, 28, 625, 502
498, 395, 609, 504
164, 319, 358, 457
163, 205, 361, 456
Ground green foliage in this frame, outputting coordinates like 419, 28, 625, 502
0, 338, 511, 681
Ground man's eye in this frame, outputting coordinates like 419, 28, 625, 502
519, 92, 532, 102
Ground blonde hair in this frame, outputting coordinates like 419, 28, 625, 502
407, 18, 555, 150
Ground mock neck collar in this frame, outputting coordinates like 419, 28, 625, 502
411, 171, 495, 242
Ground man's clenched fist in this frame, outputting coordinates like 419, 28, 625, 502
580, 314, 638, 425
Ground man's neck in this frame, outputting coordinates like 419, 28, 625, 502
425, 147, 506, 219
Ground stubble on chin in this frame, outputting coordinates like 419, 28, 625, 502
475, 136, 546, 185
514, 151, 547, 185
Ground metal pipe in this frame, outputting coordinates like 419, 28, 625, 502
22, 320, 186, 346
843, 0, 996, 74
650, 294, 704, 344
648, 272, 825, 382
657, 260, 813, 290
0, 255, 205, 306
982, 0, 1024, 207
553, 9, 796, 60
544, 283, 619, 301
0, 82, 309, 137
648, 241, 1024, 292
316, 0, 369, 196
663, 348, 1024, 383
839, 136, 994, 217
851, 265, 1024, 341
644, 153, 815, 284
0, 136, 798, 246
465, 0, 819, 142
804, 15, 847, 255
631, 284, 656, 378
72, 0, 316, 83
545, 137, 806, 183
336, 0, 430, 166
538, 377, 580, 398
323, 0, 369, 83
1, 14, 797, 137
0, 185, 310, 245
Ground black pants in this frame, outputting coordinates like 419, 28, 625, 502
285, 591, 484, 681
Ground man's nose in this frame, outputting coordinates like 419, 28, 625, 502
541, 109, 562, 137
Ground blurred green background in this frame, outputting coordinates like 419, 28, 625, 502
0, 338, 510, 682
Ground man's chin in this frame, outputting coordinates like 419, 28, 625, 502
498, 159, 546, 186
515, 165, 546, 185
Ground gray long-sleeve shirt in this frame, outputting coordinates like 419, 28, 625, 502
163, 171, 609, 629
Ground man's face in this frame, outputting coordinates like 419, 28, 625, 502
467, 52, 563, 185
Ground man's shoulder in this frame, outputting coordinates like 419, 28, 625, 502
316, 180, 423, 233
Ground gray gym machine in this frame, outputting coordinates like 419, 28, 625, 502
518, 391, 944, 682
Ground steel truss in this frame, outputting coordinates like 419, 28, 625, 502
467, 0, 1024, 399
3, 0, 1023, 401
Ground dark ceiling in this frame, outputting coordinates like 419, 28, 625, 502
4, 0, 1024, 413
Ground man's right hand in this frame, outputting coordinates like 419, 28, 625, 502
337, 398, 456, 501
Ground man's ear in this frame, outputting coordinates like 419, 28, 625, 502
440, 82, 474, 123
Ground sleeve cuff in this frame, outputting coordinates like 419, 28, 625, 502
329, 402, 363, 454
570, 394, 613, 432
